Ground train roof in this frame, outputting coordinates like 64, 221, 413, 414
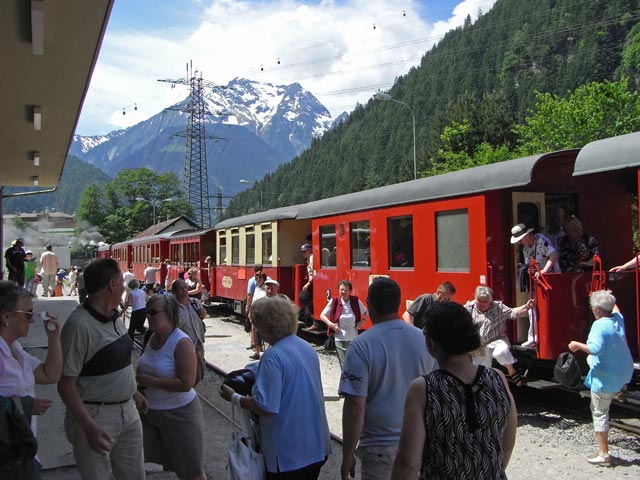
295, 153, 548, 219
214, 206, 302, 230
574, 131, 640, 176
168, 227, 216, 240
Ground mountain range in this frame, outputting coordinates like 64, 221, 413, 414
69, 77, 336, 192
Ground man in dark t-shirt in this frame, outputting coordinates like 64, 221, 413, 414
401, 281, 456, 329
4, 238, 26, 286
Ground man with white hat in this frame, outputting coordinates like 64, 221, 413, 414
510, 223, 559, 275
510, 223, 559, 347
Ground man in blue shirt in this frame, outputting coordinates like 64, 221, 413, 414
339, 277, 436, 480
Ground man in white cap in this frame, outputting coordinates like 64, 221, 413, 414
264, 278, 280, 297
510, 223, 559, 347
265, 278, 290, 301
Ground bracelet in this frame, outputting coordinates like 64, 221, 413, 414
231, 393, 242, 407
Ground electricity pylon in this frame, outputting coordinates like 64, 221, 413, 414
158, 61, 224, 228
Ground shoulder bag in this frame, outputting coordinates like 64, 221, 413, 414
226, 403, 265, 480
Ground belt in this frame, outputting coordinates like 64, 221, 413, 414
83, 398, 131, 405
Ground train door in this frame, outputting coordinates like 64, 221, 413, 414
511, 192, 546, 342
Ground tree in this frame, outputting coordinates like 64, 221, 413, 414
77, 168, 193, 243
516, 78, 640, 153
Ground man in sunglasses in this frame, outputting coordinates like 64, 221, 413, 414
58, 258, 147, 479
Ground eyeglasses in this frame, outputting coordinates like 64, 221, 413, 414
13, 310, 34, 319
147, 310, 165, 316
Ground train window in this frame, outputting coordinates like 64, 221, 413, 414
320, 225, 337, 267
219, 236, 227, 265
262, 231, 272, 265
231, 231, 240, 265
436, 210, 469, 272
350, 220, 370, 268
388, 216, 414, 268
246, 231, 255, 265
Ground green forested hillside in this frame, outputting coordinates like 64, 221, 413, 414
226, 0, 640, 217
3, 156, 111, 214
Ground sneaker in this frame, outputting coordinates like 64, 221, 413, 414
521, 339, 537, 348
587, 454, 612, 466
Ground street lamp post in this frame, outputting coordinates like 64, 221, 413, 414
372, 92, 417, 180
239, 179, 263, 209
135, 197, 173, 234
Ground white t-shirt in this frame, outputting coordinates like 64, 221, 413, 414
123, 270, 135, 288
143, 267, 158, 284
320, 297, 367, 341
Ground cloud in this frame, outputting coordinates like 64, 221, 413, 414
77, 0, 497, 135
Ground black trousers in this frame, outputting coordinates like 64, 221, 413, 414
128, 308, 147, 339
266, 457, 327, 480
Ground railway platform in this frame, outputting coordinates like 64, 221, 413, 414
24, 298, 640, 479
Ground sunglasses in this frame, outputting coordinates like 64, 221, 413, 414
13, 309, 34, 319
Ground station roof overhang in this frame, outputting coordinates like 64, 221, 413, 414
0, 0, 115, 189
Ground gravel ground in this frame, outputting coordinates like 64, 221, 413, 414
41, 308, 640, 479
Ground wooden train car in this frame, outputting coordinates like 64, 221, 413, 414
213, 207, 311, 313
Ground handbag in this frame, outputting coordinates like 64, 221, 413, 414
324, 333, 336, 352
226, 404, 265, 480
554, 352, 583, 390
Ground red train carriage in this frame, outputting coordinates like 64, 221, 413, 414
294, 134, 640, 367
213, 207, 310, 314
167, 228, 216, 293
128, 234, 171, 287
111, 241, 132, 275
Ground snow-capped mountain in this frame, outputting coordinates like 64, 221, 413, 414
71, 78, 333, 188
69, 132, 121, 156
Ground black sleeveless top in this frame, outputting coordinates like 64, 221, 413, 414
420, 366, 510, 479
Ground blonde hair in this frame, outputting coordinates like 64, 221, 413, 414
564, 216, 583, 236
250, 296, 299, 341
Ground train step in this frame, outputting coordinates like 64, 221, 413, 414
522, 379, 561, 390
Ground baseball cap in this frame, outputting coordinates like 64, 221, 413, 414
300, 243, 311, 252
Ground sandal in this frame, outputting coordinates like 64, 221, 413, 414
507, 372, 525, 387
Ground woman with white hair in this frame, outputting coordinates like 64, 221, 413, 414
219, 296, 331, 479
568, 290, 633, 466
464, 286, 533, 386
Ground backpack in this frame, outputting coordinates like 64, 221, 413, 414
554, 352, 583, 390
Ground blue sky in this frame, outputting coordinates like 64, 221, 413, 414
76, 0, 497, 135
